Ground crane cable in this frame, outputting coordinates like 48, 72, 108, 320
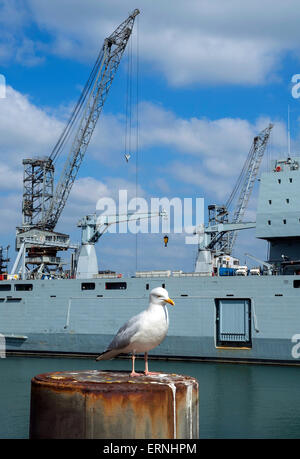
124, 31, 133, 162
135, 14, 140, 272
49, 47, 105, 164
124, 16, 140, 270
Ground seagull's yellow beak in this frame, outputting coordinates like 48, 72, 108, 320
164, 297, 175, 306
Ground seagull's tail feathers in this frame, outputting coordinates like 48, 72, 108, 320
95, 348, 120, 361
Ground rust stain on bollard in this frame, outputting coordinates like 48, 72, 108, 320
29, 370, 198, 439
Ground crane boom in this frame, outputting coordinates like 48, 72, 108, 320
245, 252, 274, 274
225, 123, 273, 253
76, 210, 167, 279
78, 210, 167, 245
43, 9, 139, 230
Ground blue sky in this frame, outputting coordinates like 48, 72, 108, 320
0, 0, 300, 274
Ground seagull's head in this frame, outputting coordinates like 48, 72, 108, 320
149, 287, 175, 306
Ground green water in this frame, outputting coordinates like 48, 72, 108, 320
1, 356, 300, 439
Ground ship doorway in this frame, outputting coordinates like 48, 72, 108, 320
215, 298, 252, 348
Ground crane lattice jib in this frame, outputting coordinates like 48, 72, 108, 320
43, 9, 139, 230
226, 123, 273, 253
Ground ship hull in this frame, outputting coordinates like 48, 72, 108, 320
1, 275, 300, 364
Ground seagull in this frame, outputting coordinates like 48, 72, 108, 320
95, 287, 175, 376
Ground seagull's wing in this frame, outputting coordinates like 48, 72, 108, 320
110, 313, 143, 349
96, 312, 144, 361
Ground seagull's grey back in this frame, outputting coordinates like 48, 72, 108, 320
107, 311, 145, 351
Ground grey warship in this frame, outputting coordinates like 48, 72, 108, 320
1, 10, 300, 365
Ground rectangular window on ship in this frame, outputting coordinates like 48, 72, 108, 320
105, 282, 127, 290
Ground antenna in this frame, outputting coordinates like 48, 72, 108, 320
288, 105, 291, 158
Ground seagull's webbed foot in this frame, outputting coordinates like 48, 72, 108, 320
130, 371, 143, 377
144, 370, 160, 376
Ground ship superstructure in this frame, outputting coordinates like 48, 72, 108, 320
256, 157, 300, 273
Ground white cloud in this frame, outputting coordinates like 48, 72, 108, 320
0, 86, 63, 164
20, 0, 300, 86
170, 162, 232, 200
0, 164, 22, 191
139, 102, 254, 160
135, 103, 287, 199
88, 113, 126, 166
56, 175, 146, 235
67, 175, 144, 210
15, 38, 45, 67
0, 193, 22, 235
85, 102, 288, 175
0, 0, 43, 66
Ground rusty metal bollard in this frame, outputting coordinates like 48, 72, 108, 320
29, 370, 199, 439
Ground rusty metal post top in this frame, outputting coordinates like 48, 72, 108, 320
30, 370, 199, 439
32, 370, 198, 391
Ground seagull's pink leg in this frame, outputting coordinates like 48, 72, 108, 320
130, 354, 142, 377
144, 352, 160, 375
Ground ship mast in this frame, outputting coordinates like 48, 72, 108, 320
288, 105, 291, 158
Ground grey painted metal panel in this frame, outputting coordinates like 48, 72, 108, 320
256, 167, 300, 239
0, 275, 299, 363
218, 299, 250, 342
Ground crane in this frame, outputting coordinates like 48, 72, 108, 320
44, 9, 140, 231
20, 9, 140, 233
225, 123, 273, 253
244, 252, 274, 275
194, 124, 273, 274
16, 10, 140, 278
76, 210, 167, 279
205, 123, 273, 254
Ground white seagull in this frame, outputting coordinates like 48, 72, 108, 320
96, 287, 175, 376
